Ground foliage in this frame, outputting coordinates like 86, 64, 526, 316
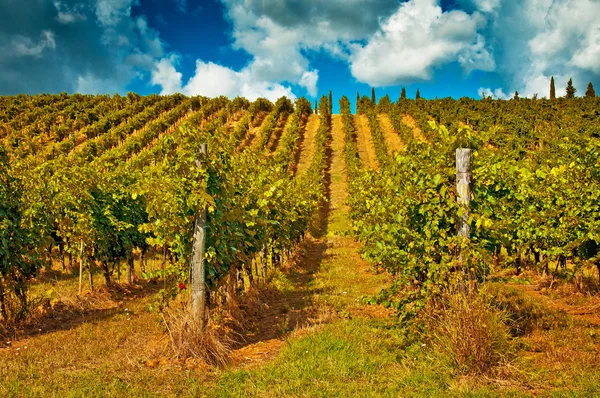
586, 82, 596, 98
0, 145, 42, 320
566, 77, 577, 98
343, 94, 600, 318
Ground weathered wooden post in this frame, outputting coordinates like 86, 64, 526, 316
191, 143, 208, 328
261, 244, 268, 284
456, 148, 471, 272
78, 240, 84, 295
127, 250, 135, 284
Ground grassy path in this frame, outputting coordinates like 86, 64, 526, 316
210, 114, 396, 397
311, 115, 390, 312
378, 113, 404, 154
294, 114, 320, 176
265, 112, 291, 152
354, 114, 379, 170
236, 111, 267, 152
401, 113, 427, 142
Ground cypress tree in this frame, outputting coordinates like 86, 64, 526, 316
356, 92, 360, 107
314, 99, 318, 114
566, 78, 576, 98
550, 76, 556, 99
513, 91, 519, 100
415, 89, 420, 100
328, 91, 333, 115
371, 87, 376, 104
585, 82, 596, 98
401, 87, 406, 100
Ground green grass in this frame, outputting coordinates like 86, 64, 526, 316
212, 318, 438, 398
209, 314, 600, 398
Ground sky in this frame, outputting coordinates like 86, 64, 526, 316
0, 0, 599, 112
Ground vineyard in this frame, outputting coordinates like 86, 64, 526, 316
1, 93, 600, 396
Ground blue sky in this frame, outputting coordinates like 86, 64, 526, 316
1, 0, 599, 112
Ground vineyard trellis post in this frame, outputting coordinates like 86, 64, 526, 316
78, 240, 84, 295
456, 148, 471, 264
191, 143, 208, 328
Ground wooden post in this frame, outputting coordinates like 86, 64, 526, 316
261, 244, 268, 283
191, 143, 208, 328
78, 240, 84, 295
456, 148, 471, 261
88, 261, 94, 291
127, 250, 135, 284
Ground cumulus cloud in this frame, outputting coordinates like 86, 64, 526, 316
54, 1, 87, 24
479, 87, 509, 99
458, 0, 502, 14
458, 34, 495, 74
95, 0, 135, 26
570, 27, 600, 74
76, 71, 123, 93
151, 56, 296, 102
473, 0, 600, 98
6, 30, 56, 58
151, 55, 182, 95
2, 0, 598, 100
221, 0, 598, 97
350, 0, 493, 86
299, 70, 319, 97
220, 0, 496, 92
0, 0, 166, 94
220, 0, 401, 95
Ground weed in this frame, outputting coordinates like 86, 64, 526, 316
160, 300, 233, 367
427, 292, 514, 376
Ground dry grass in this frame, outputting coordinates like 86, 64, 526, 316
401, 113, 427, 142
160, 302, 233, 367
294, 113, 320, 176
377, 113, 404, 153
427, 292, 514, 376
353, 113, 379, 170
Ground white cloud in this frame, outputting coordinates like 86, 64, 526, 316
95, 0, 135, 26
219, 0, 402, 95
299, 70, 319, 97
472, 0, 502, 13
76, 72, 122, 93
350, 0, 492, 86
568, 25, 600, 74
478, 87, 509, 99
54, 2, 87, 24
135, 17, 164, 58
481, 0, 600, 98
183, 61, 240, 98
151, 57, 296, 102
8, 30, 56, 58
151, 55, 182, 95
458, 34, 495, 74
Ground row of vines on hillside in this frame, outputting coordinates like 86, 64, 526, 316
343, 96, 600, 317
0, 93, 330, 324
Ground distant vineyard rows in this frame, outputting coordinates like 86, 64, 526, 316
1, 92, 599, 321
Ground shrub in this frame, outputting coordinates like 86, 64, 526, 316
429, 292, 513, 375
